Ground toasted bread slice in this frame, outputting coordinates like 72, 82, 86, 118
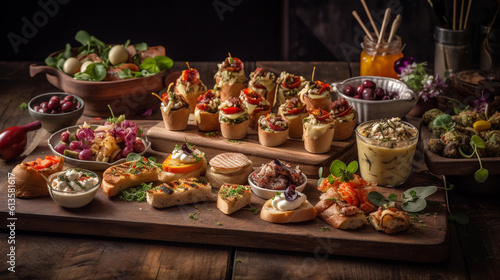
217, 184, 252, 214
102, 161, 160, 197
209, 153, 250, 174
260, 199, 317, 224
146, 177, 213, 208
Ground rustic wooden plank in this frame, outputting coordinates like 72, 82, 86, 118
0, 232, 230, 280
256, 61, 351, 83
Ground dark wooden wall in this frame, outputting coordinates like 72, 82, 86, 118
2, 0, 499, 64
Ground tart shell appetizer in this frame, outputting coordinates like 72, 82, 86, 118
248, 67, 277, 106
330, 98, 358, 140
195, 89, 221, 132
240, 88, 271, 130
156, 85, 190, 131
258, 113, 289, 147
299, 80, 332, 112
218, 96, 250, 139
276, 72, 307, 104
175, 66, 208, 113
278, 96, 308, 139
303, 109, 335, 154
214, 55, 248, 101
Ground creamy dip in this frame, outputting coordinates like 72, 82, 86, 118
356, 118, 418, 187
271, 192, 307, 211
49, 169, 101, 208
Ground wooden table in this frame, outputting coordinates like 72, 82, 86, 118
0, 61, 499, 279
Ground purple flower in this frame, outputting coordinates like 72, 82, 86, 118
394, 57, 415, 74
474, 89, 492, 113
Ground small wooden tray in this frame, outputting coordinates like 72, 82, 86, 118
146, 121, 357, 178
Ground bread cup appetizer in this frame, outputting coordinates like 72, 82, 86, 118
303, 109, 336, 154
12, 155, 64, 198
194, 89, 221, 132
276, 71, 307, 104
258, 113, 289, 147
260, 185, 317, 224
299, 80, 332, 111
240, 88, 271, 130
154, 84, 190, 131
175, 64, 208, 113
214, 54, 247, 101
330, 98, 358, 140
217, 184, 252, 214
248, 67, 277, 106
218, 96, 250, 140
278, 96, 308, 139
205, 152, 253, 188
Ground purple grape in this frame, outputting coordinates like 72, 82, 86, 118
356, 84, 365, 95
33, 105, 40, 112
48, 99, 60, 110
61, 131, 70, 143
344, 85, 355, 97
133, 139, 146, 153
41, 108, 50, 114
69, 141, 83, 151
382, 95, 391, 100
50, 95, 60, 101
79, 149, 93, 161
63, 95, 75, 102
353, 94, 362, 99
362, 88, 376, 100
40, 102, 48, 109
375, 88, 386, 100
54, 143, 67, 154
122, 146, 134, 157
362, 80, 376, 89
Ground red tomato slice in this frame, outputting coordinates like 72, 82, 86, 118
337, 106, 353, 117
285, 108, 303, 115
310, 109, 331, 121
242, 88, 263, 105
221, 107, 243, 115
196, 103, 209, 111
282, 76, 301, 89
268, 122, 286, 131
318, 83, 330, 94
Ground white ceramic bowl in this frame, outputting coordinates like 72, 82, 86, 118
248, 172, 307, 199
332, 76, 417, 123
47, 168, 101, 208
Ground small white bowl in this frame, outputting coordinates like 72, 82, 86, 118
332, 76, 417, 123
248, 172, 308, 199
47, 168, 101, 208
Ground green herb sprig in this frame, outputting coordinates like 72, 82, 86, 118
458, 135, 489, 183
432, 114, 455, 132
367, 186, 438, 213
126, 153, 162, 174
119, 182, 153, 202
328, 160, 358, 184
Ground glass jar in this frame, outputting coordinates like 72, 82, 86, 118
360, 35, 404, 79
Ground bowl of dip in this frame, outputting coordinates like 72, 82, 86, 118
47, 168, 101, 208
355, 118, 419, 187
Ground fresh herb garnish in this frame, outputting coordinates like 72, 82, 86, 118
216, 221, 223, 226
126, 153, 162, 174
367, 186, 438, 212
119, 182, 153, 202
432, 114, 455, 132
458, 135, 489, 183
18, 102, 28, 109
328, 160, 358, 184
320, 226, 330, 232
228, 139, 242, 144
246, 204, 260, 215
188, 212, 199, 221
204, 131, 220, 137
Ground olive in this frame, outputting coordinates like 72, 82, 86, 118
48, 99, 60, 110
362, 80, 376, 89
61, 101, 76, 113
353, 94, 362, 99
63, 95, 75, 102
375, 88, 386, 100
344, 85, 356, 96
39, 101, 48, 109
387, 91, 399, 99
362, 88, 376, 100
356, 84, 365, 95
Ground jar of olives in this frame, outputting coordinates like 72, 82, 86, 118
360, 34, 404, 79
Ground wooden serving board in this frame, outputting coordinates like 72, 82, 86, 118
0, 124, 449, 262
146, 120, 357, 178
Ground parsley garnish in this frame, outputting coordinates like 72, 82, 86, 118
246, 204, 260, 215
119, 182, 153, 202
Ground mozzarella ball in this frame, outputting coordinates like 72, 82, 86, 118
63, 57, 81, 75
108, 45, 128, 65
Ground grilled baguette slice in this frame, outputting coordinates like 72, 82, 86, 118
217, 184, 252, 214
260, 199, 317, 224
102, 161, 160, 197
146, 177, 213, 208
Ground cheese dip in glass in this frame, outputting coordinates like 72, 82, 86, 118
355, 118, 418, 187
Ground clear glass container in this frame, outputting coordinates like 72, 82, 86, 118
360, 35, 404, 79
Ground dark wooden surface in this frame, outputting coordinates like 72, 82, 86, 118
0, 61, 499, 279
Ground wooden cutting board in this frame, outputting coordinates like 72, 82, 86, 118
146, 121, 357, 178
0, 130, 449, 262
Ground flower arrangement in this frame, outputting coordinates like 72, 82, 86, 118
394, 57, 447, 102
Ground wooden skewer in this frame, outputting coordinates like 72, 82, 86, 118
453, 0, 457, 30
463, 0, 472, 29
459, 0, 465, 30
186, 62, 191, 69
387, 14, 402, 43
352, 10, 375, 41
360, 0, 379, 39
378, 8, 391, 44
311, 66, 316, 81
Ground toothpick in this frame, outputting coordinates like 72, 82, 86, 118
459, 0, 465, 30
311, 66, 316, 81
464, 0, 472, 30
453, 0, 457, 30
360, 0, 379, 39
352, 10, 375, 41
186, 62, 190, 69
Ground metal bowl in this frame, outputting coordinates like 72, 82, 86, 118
332, 76, 418, 123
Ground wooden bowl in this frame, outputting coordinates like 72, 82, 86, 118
29, 63, 169, 118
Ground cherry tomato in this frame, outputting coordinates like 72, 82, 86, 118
221, 107, 243, 115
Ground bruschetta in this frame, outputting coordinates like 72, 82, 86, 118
146, 177, 213, 209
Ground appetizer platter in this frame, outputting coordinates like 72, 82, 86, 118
0, 123, 450, 262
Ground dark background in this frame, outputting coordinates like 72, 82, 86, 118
2, 0, 499, 64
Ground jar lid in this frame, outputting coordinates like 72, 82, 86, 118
434, 26, 473, 45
